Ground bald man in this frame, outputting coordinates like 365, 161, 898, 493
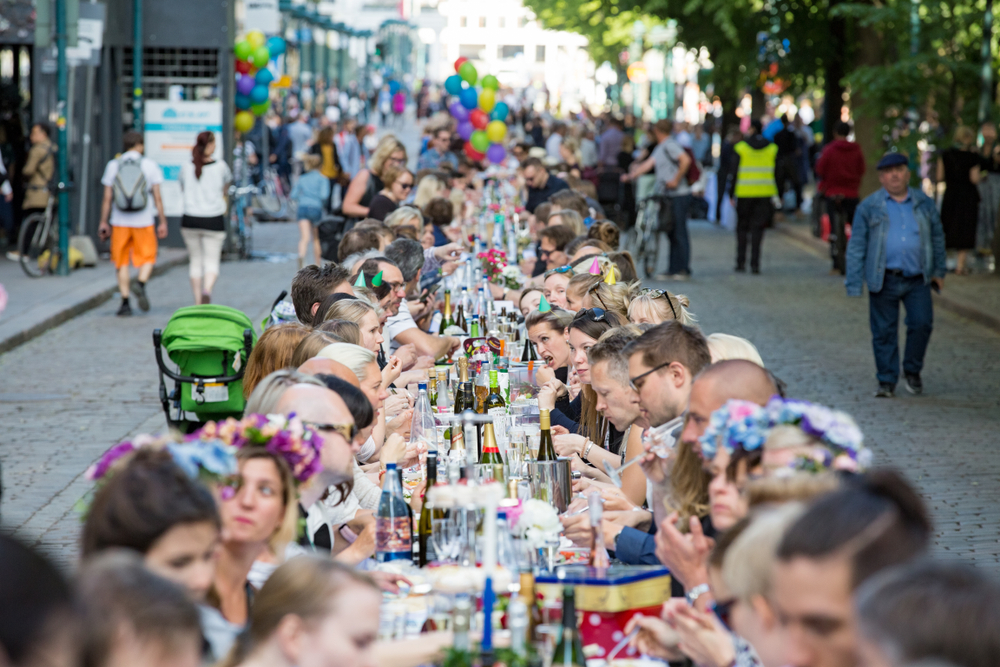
298, 357, 360, 387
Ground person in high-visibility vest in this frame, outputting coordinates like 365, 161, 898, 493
729, 119, 778, 273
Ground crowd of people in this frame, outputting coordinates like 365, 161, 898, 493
3, 107, 999, 667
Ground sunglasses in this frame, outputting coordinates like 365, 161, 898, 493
578, 307, 607, 322
629, 360, 672, 391
644, 288, 678, 320
398, 182, 413, 190
545, 265, 574, 278
588, 282, 611, 310
710, 598, 736, 631
303, 420, 357, 442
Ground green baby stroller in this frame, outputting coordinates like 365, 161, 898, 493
153, 305, 257, 433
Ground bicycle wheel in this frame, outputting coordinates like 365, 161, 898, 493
640, 201, 660, 278
254, 174, 283, 215
17, 213, 55, 278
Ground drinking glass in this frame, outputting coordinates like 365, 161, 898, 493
507, 429, 526, 478
431, 517, 459, 563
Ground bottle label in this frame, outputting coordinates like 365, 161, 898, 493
488, 407, 510, 450
376, 517, 412, 557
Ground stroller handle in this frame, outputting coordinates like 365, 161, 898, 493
153, 328, 254, 385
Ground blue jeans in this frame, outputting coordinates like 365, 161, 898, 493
667, 194, 692, 275
868, 272, 933, 385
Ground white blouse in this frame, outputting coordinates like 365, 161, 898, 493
179, 160, 232, 217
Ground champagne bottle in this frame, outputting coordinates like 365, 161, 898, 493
480, 421, 505, 469
417, 452, 442, 566
537, 409, 557, 461
552, 587, 585, 667
438, 289, 453, 334
518, 571, 543, 645
427, 368, 438, 408
376, 463, 412, 562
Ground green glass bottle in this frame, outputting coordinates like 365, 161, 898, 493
537, 408, 557, 461
417, 452, 443, 566
427, 368, 438, 408
480, 421, 505, 477
485, 370, 506, 413
438, 289, 454, 334
552, 587, 584, 667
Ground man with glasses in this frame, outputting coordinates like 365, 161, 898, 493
538, 224, 576, 270
522, 157, 569, 213
417, 129, 458, 171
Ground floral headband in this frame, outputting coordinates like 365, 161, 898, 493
698, 397, 871, 472
86, 434, 238, 484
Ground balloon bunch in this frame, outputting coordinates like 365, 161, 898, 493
444, 57, 509, 164
233, 30, 287, 133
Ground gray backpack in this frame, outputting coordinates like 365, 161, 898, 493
112, 155, 148, 211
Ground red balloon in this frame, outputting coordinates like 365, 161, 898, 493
469, 109, 489, 130
235, 59, 252, 74
464, 142, 485, 161
454, 56, 468, 73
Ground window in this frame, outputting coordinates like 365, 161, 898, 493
498, 17, 505, 27
460, 16, 467, 26
499, 45, 524, 59
535, 45, 545, 62
459, 44, 485, 59
478, 16, 486, 27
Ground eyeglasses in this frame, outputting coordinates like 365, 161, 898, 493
398, 182, 413, 190
386, 156, 406, 165
644, 288, 678, 320
629, 361, 672, 391
710, 598, 736, 631
588, 282, 610, 310
303, 420, 357, 442
545, 265, 574, 277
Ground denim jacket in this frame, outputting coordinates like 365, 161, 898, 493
845, 187, 946, 296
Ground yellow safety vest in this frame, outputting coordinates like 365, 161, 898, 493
734, 141, 778, 198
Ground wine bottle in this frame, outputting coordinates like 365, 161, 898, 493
417, 452, 442, 566
552, 587, 585, 667
427, 368, 438, 408
518, 571, 543, 645
480, 421, 505, 468
474, 367, 490, 414
588, 491, 611, 568
537, 409, 557, 461
376, 463, 412, 562
438, 289, 454, 334
485, 370, 506, 412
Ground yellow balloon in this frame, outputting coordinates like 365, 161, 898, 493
486, 120, 507, 143
478, 88, 496, 113
234, 110, 255, 133
246, 30, 266, 48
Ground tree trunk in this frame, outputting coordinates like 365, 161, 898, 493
824, 11, 846, 144
852, 23, 885, 198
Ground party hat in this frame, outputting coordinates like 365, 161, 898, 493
588, 258, 601, 275
538, 294, 552, 312
372, 271, 383, 287
604, 269, 617, 285
353, 272, 366, 287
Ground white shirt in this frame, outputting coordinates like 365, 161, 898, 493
100, 150, 164, 228
546, 133, 563, 159
179, 160, 232, 218
385, 300, 418, 353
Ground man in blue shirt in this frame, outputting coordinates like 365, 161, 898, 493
846, 153, 946, 397
416, 128, 458, 172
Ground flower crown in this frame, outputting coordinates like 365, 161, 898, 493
698, 397, 871, 472
86, 433, 238, 484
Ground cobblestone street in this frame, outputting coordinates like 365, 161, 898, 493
1, 219, 999, 572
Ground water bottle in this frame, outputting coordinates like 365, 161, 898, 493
376, 463, 412, 562
410, 383, 439, 453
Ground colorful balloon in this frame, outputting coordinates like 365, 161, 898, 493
235, 93, 251, 110
444, 74, 464, 96
234, 40, 253, 61
255, 68, 274, 86
251, 102, 269, 116
458, 61, 478, 85
249, 84, 269, 104
470, 130, 489, 153
235, 110, 255, 133
486, 120, 507, 143
246, 30, 266, 48
454, 56, 468, 73
464, 142, 485, 161
449, 101, 470, 122
478, 88, 496, 113
486, 143, 506, 164
267, 36, 286, 56
250, 46, 270, 67
237, 74, 255, 96
235, 59, 252, 74
388, 80, 400, 95
459, 87, 478, 110
469, 109, 489, 130
490, 101, 509, 122
481, 74, 499, 90
457, 121, 474, 141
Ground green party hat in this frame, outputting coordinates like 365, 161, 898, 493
354, 272, 366, 287
538, 294, 552, 312
372, 271, 384, 287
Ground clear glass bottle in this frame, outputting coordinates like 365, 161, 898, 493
376, 463, 412, 562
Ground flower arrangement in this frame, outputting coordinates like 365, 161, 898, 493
477, 248, 521, 290
86, 433, 237, 484
514, 499, 561, 548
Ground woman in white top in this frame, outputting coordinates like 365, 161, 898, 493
179, 131, 232, 304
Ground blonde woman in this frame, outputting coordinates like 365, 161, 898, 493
319, 298, 384, 354
413, 173, 448, 209
342, 135, 407, 219
383, 205, 424, 230
366, 165, 414, 222
706, 333, 764, 366
628, 289, 698, 327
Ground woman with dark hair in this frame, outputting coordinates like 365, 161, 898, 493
179, 130, 232, 304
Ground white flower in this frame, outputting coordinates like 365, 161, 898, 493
515, 499, 561, 547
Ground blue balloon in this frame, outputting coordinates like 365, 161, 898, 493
235, 93, 251, 110
444, 74, 464, 96
490, 102, 510, 122
459, 86, 478, 110
389, 80, 401, 96
255, 68, 274, 86
267, 36, 286, 57
249, 84, 270, 104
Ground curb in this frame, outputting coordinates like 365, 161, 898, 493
774, 222, 1000, 336
0, 254, 188, 356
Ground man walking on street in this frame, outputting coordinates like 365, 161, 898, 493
846, 152, 946, 398
815, 121, 866, 273
623, 119, 693, 279
98, 131, 167, 317
729, 119, 778, 274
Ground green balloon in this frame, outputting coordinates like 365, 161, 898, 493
251, 102, 270, 115
481, 74, 499, 90
250, 45, 271, 67
234, 40, 253, 61
470, 130, 489, 153
458, 61, 478, 85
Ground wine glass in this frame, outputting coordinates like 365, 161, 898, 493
431, 517, 459, 564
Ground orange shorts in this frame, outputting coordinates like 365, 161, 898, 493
110, 225, 158, 268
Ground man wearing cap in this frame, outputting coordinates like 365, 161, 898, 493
846, 152, 946, 398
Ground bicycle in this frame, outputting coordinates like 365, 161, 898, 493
17, 197, 59, 278
626, 194, 666, 278
254, 166, 289, 219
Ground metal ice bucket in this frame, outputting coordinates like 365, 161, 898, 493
527, 457, 573, 512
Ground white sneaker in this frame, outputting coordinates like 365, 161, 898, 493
6, 251, 20, 261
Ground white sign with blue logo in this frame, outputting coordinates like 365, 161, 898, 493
144, 100, 224, 217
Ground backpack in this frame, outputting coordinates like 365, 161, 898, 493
666, 144, 701, 186
112, 155, 148, 211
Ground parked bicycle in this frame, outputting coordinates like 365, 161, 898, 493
625, 194, 668, 278
17, 196, 59, 278
254, 165, 289, 219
